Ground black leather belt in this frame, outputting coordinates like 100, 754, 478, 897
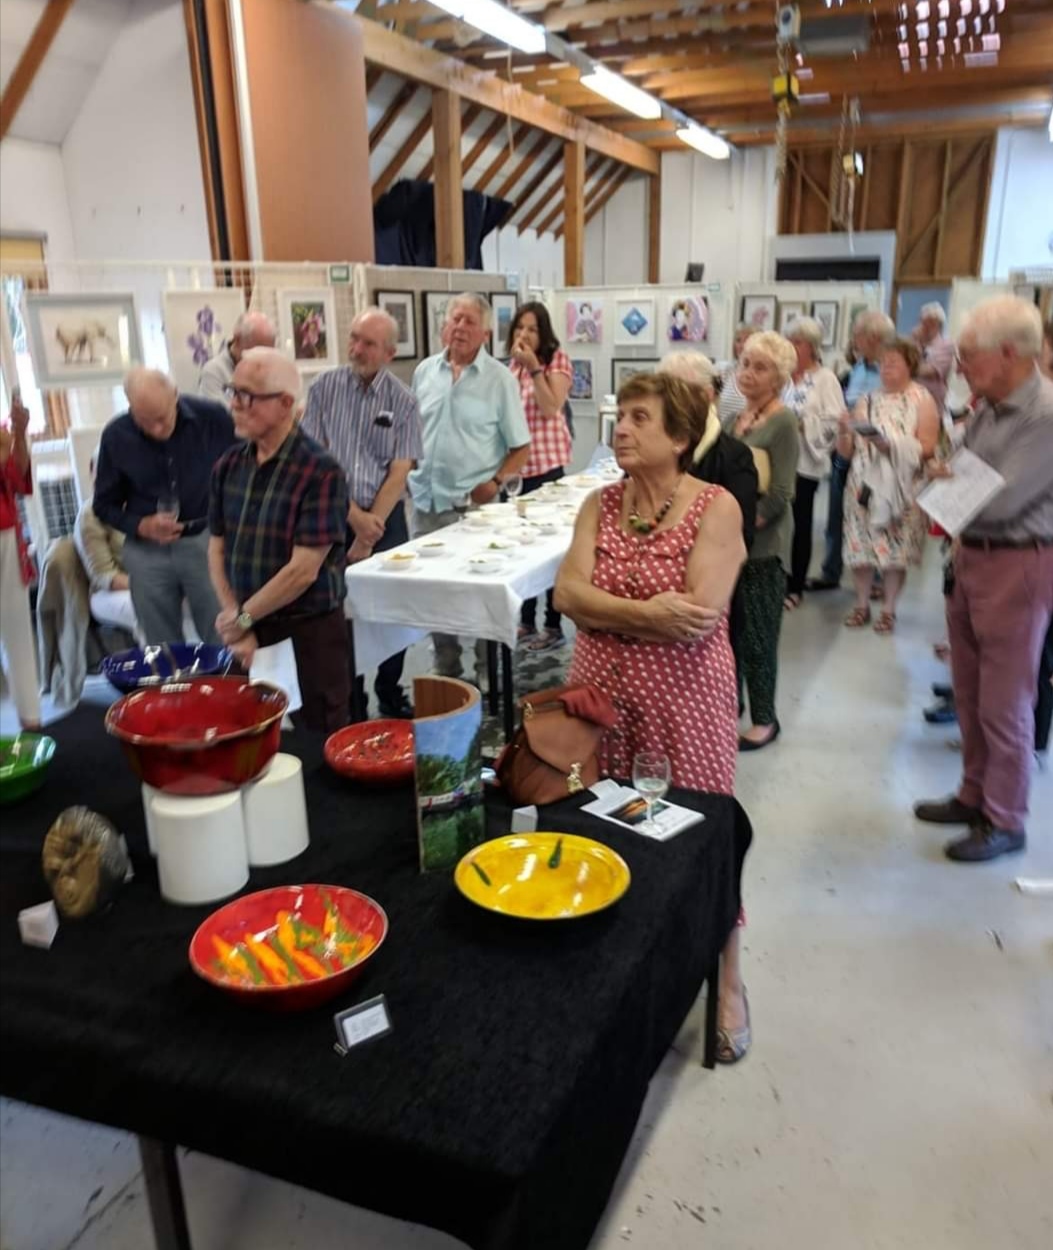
960, 535, 1053, 551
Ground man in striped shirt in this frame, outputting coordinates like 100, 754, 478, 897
302, 308, 423, 718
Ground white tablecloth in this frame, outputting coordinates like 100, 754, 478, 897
344, 481, 606, 671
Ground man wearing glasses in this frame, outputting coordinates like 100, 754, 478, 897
301, 307, 423, 718
209, 348, 350, 732
94, 368, 235, 644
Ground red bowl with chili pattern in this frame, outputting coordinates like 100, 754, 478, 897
189, 884, 388, 1011
324, 720, 415, 786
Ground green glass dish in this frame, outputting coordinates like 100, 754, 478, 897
0, 733, 56, 804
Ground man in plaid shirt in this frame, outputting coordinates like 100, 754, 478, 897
209, 348, 350, 731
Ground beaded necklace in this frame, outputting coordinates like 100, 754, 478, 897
627, 476, 682, 535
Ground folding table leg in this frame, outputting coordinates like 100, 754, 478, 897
501, 644, 515, 743
138, 1136, 192, 1250
703, 954, 720, 1069
485, 641, 499, 716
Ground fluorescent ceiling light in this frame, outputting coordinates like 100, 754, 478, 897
579, 66, 662, 120
676, 124, 731, 160
428, 0, 546, 55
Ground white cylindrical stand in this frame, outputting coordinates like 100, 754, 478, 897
241, 753, 310, 867
141, 783, 161, 856
152, 792, 249, 906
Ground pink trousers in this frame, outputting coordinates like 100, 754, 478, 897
947, 543, 1053, 833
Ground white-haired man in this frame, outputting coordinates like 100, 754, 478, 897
198, 310, 277, 407
94, 368, 235, 644
915, 296, 1053, 862
209, 348, 351, 732
809, 309, 895, 591
914, 301, 953, 410
409, 292, 530, 681
302, 307, 423, 718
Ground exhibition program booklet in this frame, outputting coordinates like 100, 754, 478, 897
583, 780, 705, 841
916, 447, 1006, 537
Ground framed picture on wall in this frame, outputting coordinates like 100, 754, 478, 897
810, 300, 840, 349
490, 292, 518, 359
614, 298, 656, 347
277, 288, 338, 369
375, 290, 417, 359
23, 291, 143, 387
566, 298, 603, 345
422, 291, 453, 357
740, 295, 777, 332
162, 288, 246, 394
776, 301, 806, 334
666, 295, 709, 343
569, 359, 594, 400
611, 358, 659, 392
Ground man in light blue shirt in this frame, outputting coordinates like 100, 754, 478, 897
410, 292, 530, 679
809, 309, 894, 590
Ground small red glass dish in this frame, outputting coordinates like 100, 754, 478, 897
324, 720, 415, 786
105, 677, 288, 795
189, 884, 388, 1011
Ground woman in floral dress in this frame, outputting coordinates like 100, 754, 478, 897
838, 338, 940, 633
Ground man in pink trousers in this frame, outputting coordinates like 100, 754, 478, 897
915, 296, 1053, 862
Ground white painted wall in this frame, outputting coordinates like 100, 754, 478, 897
584, 176, 649, 286
482, 224, 564, 293
659, 147, 777, 288
981, 126, 1053, 280
61, 0, 210, 262
0, 137, 77, 260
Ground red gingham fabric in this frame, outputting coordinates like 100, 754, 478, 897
510, 349, 573, 476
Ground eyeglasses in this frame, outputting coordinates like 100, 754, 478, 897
223, 386, 284, 407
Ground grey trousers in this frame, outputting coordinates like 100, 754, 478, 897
122, 530, 220, 646
410, 506, 486, 678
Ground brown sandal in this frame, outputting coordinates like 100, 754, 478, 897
843, 607, 871, 628
874, 611, 897, 634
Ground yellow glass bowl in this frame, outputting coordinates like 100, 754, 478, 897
454, 833, 630, 921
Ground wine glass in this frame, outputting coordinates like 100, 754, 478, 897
156, 492, 180, 523
502, 473, 523, 502
632, 750, 671, 834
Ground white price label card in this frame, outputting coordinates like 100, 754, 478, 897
333, 994, 392, 1055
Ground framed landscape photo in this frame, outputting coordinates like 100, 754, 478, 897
422, 291, 453, 357
810, 300, 840, 349
614, 298, 656, 347
277, 288, 338, 369
375, 290, 417, 360
611, 358, 659, 392
740, 295, 777, 332
569, 358, 594, 400
162, 288, 245, 394
490, 292, 518, 359
23, 292, 143, 387
776, 301, 806, 334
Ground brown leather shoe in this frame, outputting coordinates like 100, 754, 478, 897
944, 826, 1026, 862
913, 796, 984, 825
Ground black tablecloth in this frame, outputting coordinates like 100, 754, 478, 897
0, 705, 751, 1250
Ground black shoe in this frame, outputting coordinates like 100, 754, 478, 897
931, 682, 953, 700
923, 700, 957, 725
377, 691, 415, 719
805, 578, 840, 592
944, 825, 1026, 862
738, 720, 780, 752
913, 795, 983, 824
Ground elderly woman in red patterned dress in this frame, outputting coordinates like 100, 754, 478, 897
554, 372, 752, 1062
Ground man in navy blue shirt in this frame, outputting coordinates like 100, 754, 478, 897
94, 369, 236, 644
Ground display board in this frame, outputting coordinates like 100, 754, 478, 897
735, 280, 884, 375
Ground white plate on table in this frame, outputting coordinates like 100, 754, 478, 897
382, 553, 419, 572
416, 541, 447, 558
468, 556, 506, 575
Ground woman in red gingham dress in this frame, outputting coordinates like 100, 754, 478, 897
555, 372, 750, 1063
506, 301, 573, 652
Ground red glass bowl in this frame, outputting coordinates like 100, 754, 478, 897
189, 884, 388, 1011
105, 678, 288, 795
324, 720, 415, 786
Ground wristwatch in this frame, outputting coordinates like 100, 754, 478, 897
235, 608, 254, 634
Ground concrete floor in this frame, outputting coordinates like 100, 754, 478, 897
2, 536, 1051, 1250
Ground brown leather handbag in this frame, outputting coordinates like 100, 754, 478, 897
496, 685, 619, 807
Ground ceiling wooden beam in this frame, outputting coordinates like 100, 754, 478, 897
475, 123, 532, 194
369, 81, 419, 152
508, 147, 564, 227
372, 112, 432, 203
365, 66, 384, 93
491, 129, 550, 199
418, 102, 483, 180
355, 16, 659, 173
433, 89, 465, 268
585, 166, 634, 225
535, 194, 565, 239
517, 161, 565, 232
0, 0, 77, 140
563, 140, 585, 285
461, 112, 509, 176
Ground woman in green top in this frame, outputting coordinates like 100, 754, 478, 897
731, 332, 799, 750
